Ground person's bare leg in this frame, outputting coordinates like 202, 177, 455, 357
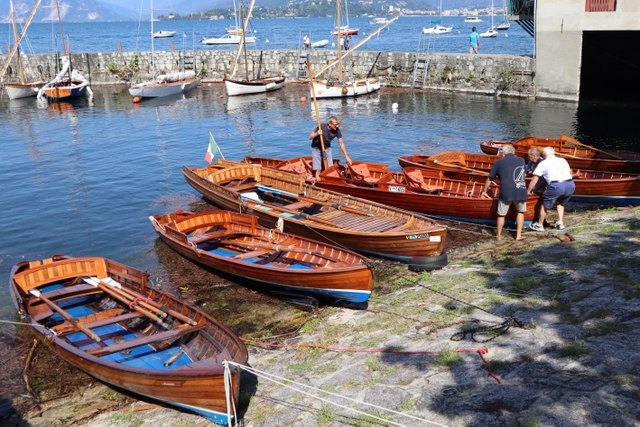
556, 203, 565, 223
496, 216, 505, 240
537, 205, 548, 226
516, 212, 524, 239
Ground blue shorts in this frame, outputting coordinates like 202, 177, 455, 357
311, 147, 332, 171
542, 181, 575, 209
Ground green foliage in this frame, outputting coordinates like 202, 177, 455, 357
433, 350, 462, 367
558, 340, 589, 358
107, 55, 140, 82
498, 68, 515, 91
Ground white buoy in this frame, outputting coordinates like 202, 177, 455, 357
505, 34, 508, 37
392, 102, 398, 110
266, 39, 269, 43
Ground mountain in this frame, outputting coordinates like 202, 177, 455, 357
0, 0, 128, 23
0, 0, 490, 23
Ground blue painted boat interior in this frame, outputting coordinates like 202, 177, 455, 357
41, 283, 193, 370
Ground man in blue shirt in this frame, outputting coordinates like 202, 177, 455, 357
309, 116, 352, 180
469, 27, 480, 54
480, 145, 528, 240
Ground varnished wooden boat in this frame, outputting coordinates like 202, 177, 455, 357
150, 210, 374, 304
9, 255, 248, 424
479, 136, 640, 173
182, 161, 448, 271
242, 156, 539, 226
399, 151, 640, 206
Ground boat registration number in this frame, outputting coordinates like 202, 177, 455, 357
387, 186, 405, 193
406, 234, 442, 242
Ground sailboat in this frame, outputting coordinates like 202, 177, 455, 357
422, 0, 453, 35
480, 0, 499, 38
330, 0, 359, 36
495, 0, 511, 30
129, 0, 199, 98
226, 0, 243, 34
2, 0, 46, 100
223, 0, 285, 96
311, 5, 396, 99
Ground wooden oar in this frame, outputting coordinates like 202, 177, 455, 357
221, 239, 323, 256
243, 199, 339, 227
83, 278, 169, 327
85, 277, 197, 326
29, 289, 101, 342
306, 57, 328, 171
432, 159, 490, 175
560, 134, 622, 160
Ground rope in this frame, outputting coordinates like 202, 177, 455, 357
225, 360, 449, 427
222, 361, 238, 427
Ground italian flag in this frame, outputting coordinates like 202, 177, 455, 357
204, 134, 219, 164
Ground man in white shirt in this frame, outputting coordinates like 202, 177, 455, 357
526, 147, 575, 231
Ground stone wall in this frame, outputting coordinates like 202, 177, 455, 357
1, 49, 536, 98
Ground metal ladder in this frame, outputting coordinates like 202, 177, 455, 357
296, 32, 309, 81
411, 33, 432, 88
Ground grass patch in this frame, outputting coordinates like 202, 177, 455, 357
558, 341, 589, 358
614, 375, 635, 386
482, 359, 511, 371
433, 350, 462, 367
590, 320, 628, 336
109, 412, 143, 426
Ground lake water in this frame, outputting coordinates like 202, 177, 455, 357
2, 82, 640, 331
2, 16, 534, 56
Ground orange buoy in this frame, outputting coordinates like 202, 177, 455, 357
300, 96, 307, 103
218, 95, 224, 99
132, 97, 141, 104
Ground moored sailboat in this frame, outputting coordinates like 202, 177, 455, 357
129, 0, 199, 98
223, 0, 285, 96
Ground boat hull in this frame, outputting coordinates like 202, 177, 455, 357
42, 79, 88, 100
4, 81, 45, 99
312, 78, 380, 98
202, 35, 257, 45
151, 210, 373, 304
480, 138, 640, 173
129, 78, 199, 98
422, 25, 453, 35
224, 75, 285, 96
9, 256, 248, 424
400, 152, 640, 206
182, 162, 448, 269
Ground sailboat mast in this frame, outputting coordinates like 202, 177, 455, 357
151, 0, 155, 79
337, 0, 342, 80
241, 3, 249, 81
0, 0, 42, 80
9, 0, 26, 83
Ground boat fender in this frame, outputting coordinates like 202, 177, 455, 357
408, 251, 448, 272
181, 83, 186, 90
352, 82, 358, 95
266, 82, 276, 90
366, 81, 371, 92
341, 87, 348, 95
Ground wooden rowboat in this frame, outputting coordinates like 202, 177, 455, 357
150, 210, 374, 304
479, 136, 640, 173
9, 255, 248, 424
182, 161, 448, 271
399, 151, 640, 206
242, 156, 540, 226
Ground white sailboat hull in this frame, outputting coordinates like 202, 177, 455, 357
202, 34, 256, 45
224, 75, 285, 96
312, 78, 380, 99
422, 24, 453, 35
4, 81, 45, 99
129, 79, 199, 98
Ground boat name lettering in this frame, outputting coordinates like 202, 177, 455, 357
406, 233, 430, 240
156, 380, 185, 387
388, 186, 406, 193
429, 236, 442, 242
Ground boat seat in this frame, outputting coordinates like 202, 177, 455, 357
403, 168, 444, 193
348, 163, 377, 184
278, 159, 313, 180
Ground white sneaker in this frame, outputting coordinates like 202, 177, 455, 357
528, 222, 544, 231
556, 221, 565, 230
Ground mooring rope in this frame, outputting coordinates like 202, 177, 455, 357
224, 360, 449, 427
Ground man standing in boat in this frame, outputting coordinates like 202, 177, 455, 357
309, 116, 352, 181
480, 144, 528, 241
